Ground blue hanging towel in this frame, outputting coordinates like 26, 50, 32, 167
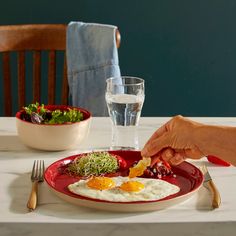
66, 21, 121, 116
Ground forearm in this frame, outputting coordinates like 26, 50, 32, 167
195, 125, 236, 166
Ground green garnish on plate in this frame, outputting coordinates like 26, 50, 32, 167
67, 152, 119, 176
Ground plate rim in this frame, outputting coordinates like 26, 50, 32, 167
44, 150, 204, 205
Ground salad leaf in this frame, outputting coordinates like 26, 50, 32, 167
21, 102, 83, 124
45, 109, 83, 124
23, 102, 40, 115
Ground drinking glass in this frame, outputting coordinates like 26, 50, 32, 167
105, 76, 145, 150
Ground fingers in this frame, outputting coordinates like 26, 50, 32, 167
184, 148, 205, 159
161, 148, 174, 160
141, 132, 170, 157
170, 153, 186, 165
161, 150, 186, 165
150, 154, 161, 167
141, 115, 205, 166
142, 124, 168, 150
150, 148, 174, 167
149, 148, 186, 166
161, 149, 203, 165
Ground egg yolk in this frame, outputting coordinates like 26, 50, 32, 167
119, 181, 145, 192
87, 177, 116, 190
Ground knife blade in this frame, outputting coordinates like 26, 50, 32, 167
202, 165, 221, 209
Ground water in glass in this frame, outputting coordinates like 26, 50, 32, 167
105, 76, 145, 149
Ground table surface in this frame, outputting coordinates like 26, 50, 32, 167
1, 117, 236, 236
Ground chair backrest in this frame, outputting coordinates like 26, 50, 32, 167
0, 24, 68, 116
0, 24, 121, 116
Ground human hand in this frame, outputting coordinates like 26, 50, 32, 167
141, 115, 206, 165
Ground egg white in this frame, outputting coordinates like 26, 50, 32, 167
68, 176, 180, 202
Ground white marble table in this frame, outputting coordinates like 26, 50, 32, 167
0, 117, 236, 236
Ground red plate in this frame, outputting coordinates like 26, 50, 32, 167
44, 150, 203, 212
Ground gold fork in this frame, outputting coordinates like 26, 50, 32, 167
27, 160, 45, 211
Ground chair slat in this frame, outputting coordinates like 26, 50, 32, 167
48, 50, 56, 104
33, 51, 41, 103
62, 55, 68, 104
17, 51, 26, 109
2, 52, 12, 116
0, 24, 66, 52
0, 24, 121, 116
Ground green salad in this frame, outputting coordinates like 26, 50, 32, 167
20, 102, 83, 124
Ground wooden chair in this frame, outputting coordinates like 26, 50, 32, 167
0, 24, 121, 116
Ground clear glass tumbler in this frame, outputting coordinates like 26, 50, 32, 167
105, 76, 145, 150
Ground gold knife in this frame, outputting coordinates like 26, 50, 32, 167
202, 165, 221, 209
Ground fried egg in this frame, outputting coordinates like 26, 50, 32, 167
68, 176, 180, 202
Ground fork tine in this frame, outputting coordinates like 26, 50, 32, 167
36, 160, 40, 178
39, 160, 42, 177
27, 160, 45, 211
31, 160, 37, 179
30, 160, 45, 181
39, 160, 45, 181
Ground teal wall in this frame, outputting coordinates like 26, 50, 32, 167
1, 0, 236, 116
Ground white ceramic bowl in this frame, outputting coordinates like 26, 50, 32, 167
16, 105, 91, 151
